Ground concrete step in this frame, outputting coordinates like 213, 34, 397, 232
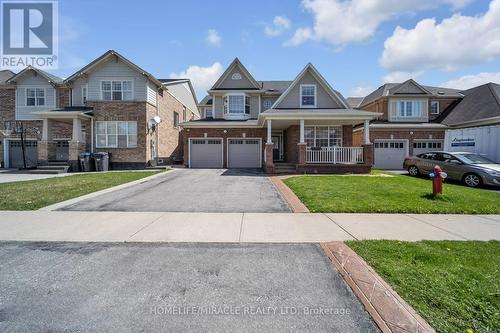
36, 165, 69, 171
29, 169, 66, 174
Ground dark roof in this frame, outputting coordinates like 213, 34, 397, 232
37, 68, 64, 84
259, 80, 292, 94
360, 81, 462, 106
159, 78, 188, 83
0, 70, 15, 84
199, 95, 213, 105
346, 97, 363, 108
7, 66, 63, 84
441, 83, 500, 126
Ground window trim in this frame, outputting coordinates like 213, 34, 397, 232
25, 87, 46, 107
81, 84, 88, 105
173, 111, 179, 128
430, 100, 439, 114
222, 93, 250, 119
300, 84, 317, 108
392, 99, 425, 119
95, 121, 137, 148
263, 99, 273, 110
99, 80, 134, 101
304, 125, 342, 148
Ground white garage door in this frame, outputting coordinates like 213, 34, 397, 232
413, 140, 443, 156
189, 138, 223, 168
228, 138, 261, 168
374, 140, 407, 169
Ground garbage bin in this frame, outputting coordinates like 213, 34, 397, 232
79, 152, 95, 172
92, 152, 109, 171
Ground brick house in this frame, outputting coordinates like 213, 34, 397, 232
352, 79, 463, 169
181, 58, 379, 174
0, 50, 199, 170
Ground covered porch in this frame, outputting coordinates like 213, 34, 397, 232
259, 110, 377, 174
37, 109, 93, 170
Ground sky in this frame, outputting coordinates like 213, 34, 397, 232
51, 0, 500, 99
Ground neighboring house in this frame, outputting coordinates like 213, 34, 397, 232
442, 83, 500, 162
0, 50, 199, 170
352, 79, 463, 169
181, 58, 379, 173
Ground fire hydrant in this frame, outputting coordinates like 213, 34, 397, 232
429, 165, 448, 195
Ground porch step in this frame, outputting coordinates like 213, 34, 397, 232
30, 163, 70, 174
274, 163, 297, 175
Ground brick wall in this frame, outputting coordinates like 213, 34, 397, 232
285, 125, 299, 163
361, 99, 387, 120
58, 87, 71, 108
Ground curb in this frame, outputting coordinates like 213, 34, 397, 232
39, 170, 174, 211
321, 241, 435, 333
269, 175, 309, 213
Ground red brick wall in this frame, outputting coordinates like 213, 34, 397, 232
285, 125, 299, 163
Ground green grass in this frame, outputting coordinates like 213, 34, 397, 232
283, 173, 500, 214
346, 240, 500, 333
0, 171, 162, 210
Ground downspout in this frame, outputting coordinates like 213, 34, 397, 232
155, 87, 160, 164
91, 117, 94, 152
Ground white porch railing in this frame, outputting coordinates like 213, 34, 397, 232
306, 147, 364, 164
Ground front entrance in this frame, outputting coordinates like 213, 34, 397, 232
272, 131, 284, 161
55, 141, 69, 161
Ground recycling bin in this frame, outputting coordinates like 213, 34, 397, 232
79, 152, 95, 172
92, 152, 109, 171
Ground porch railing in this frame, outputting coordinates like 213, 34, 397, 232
306, 147, 364, 164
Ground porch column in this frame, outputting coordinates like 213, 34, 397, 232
264, 119, 274, 173
72, 118, 84, 143
299, 119, 305, 144
266, 119, 272, 144
38, 119, 52, 165
364, 119, 370, 144
41, 119, 49, 141
69, 117, 86, 171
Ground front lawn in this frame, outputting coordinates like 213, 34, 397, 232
346, 240, 500, 333
0, 171, 162, 210
283, 173, 500, 214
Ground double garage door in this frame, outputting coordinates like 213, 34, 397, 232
189, 138, 261, 169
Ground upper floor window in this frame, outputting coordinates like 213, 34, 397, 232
182, 106, 187, 122
173, 111, 179, 128
26, 88, 45, 106
81, 85, 88, 104
263, 99, 273, 110
300, 84, 316, 107
430, 101, 439, 114
204, 108, 213, 118
223, 94, 250, 115
95, 121, 137, 148
101, 80, 133, 101
394, 100, 424, 118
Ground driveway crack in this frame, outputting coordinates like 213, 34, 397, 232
323, 214, 358, 240
127, 213, 166, 241
238, 213, 245, 242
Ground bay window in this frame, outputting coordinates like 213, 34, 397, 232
304, 126, 342, 148
101, 80, 133, 101
26, 88, 45, 106
392, 100, 424, 118
96, 121, 137, 148
223, 94, 250, 116
300, 84, 316, 107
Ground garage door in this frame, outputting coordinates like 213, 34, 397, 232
413, 140, 443, 156
9, 140, 38, 168
374, 140, 407, 169
228, 138, 261, 168
189, 138, 223, 168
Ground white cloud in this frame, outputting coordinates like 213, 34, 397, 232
205, 29, 222, 46
285, 0, 474, 46
382, 71, 423, 83
349, 85, 374, 97
441, 72, 500, 89
283, 27, 313, 47
265, 16, 292, 37
381, 0, 500, 72
169, 62, 224, 98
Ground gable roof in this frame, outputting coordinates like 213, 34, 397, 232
441, 83, 500, 126
272, 63, 348, 109
0, 70, 16, 84
360, 80, 463, 107
6, 66, 63, 85
65, 50, 164, 87
389, 79, 432, 95
211, 58, 261, 90
161, 79, 200, 117
198, 95, 213, 106
260, 81, 292, 94
346, 97, 363, 108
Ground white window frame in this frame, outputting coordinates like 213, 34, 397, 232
304, 126, 342, 148
81, 84, 88, 105
25, 87, 46, 106
263, 99, 273, 110
393, 100, 424, 118
95, 121, 137, 148
173, 111, 179, 128
300, 84, 316, 108
430, 100, 439, 114
223, 93, 250, 119
204, 107, 213, 118
100, 80, 133, 101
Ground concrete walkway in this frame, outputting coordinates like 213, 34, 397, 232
0, 211, 498, 242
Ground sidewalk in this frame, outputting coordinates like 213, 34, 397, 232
0, 211, 498, 242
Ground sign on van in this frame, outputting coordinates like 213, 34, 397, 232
451, 136, 475, 147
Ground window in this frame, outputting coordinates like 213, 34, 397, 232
231, 73, 242, 80
263, 99, 273, 110
101, 80, 133, 101
26, 88, 45, 106
393, 100, 424, 118
304, 126, 342, 148
173, 112, 179, 128
81, 85, 88, 104
223, 94, 250, 115
182, 107, 187, 121
300, 84, 316, 107
205, 108, 213, 118
95, 121, 137, 148
430, 101, 439, 114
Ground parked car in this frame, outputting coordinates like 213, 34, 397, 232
404, 151, 500, 188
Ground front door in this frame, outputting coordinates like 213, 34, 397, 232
55, 141, 69, 161
272, 136, 282, 161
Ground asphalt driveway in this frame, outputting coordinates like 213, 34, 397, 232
61, 169, 290, 212
0, 242, 378, 332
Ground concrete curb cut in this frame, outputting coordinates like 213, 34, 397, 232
269, 175, 309, 213
39, 170, 174, 212
321, 242, 435, 333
